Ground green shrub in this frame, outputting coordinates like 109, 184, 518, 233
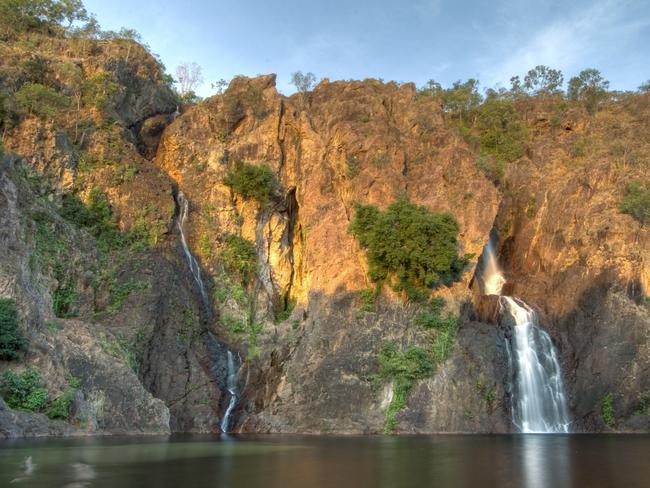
619, 180, 650, 225
52, 275, 77, 318
45, 388, 75, 420
601, 393, 615, 427
15, 82, 70, 119
349, 197, 471, 300
222, 234, 257, 284
376, 342, 434, 433
358, 288, 377, 313
0, 368, 48, 412
0, 298, 27, 360
475, 154, 505, 184
59, 188, 124, 250
475, 100, 527, 166
99, 334, 137, 372
82, 72, 119, 112
415, 298, 455, 330
274, 301, 295, 323
222, 160, 277, 204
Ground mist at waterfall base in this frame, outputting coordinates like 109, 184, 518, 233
2, 435, 650, 488
480, 239, 570, 433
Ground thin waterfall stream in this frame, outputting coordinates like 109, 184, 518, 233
480, 238, 570, 433
175, 190, 240, 433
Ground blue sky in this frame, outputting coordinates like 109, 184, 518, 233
84, 0, 649, 97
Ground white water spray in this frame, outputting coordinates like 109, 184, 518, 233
481, 239, 570, 433
220, 350, 239, 433
176, 192, 209, 308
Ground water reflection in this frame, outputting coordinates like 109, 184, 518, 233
1, 434, 649, 488
518, 435, 571, 488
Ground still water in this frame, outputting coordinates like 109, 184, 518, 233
1, 434, 648, 488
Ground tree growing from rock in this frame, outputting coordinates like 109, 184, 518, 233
291, 71, 317, 94
175, 62, 203, 102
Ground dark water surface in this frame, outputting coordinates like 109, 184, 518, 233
1, 434, 648, 487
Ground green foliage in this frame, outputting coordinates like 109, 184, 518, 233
59, 188, 122, 251
349, 197, 470, 300
223, 160, 277, 205
421, 78, 482, 123
374, 298, 459, 432
177, 308, 197, 345
376, 342, 434, 433
99, 333, 137, 372
274, 301, 295, 323
358, 288, 377, 313
0, 0, 88, 39
476, 380, 496, 405
568, 69, 610, 114
52, 276, 77, 318
346, 155, 360, 179
415, 297, 455, 330
14, 82, 70, 118
619, 180, 650, 225
82, 72, 119, 113
222, 234, 257, 285
474, 153, 505, 184
430, 312, 458, 364
0, 298, 27, 360
523, 65, 564, 96
601, 393, 615, 427
0, 368, 48, 412
475, 100, 527, 167
45, 319, 59, 333
45, 388, 74, 419
107, 279, 148, 315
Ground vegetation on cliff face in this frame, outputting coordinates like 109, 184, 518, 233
375, 299, 459, 433
0, 368, 79, 420
350, 197, 470, 300
223, 160, 278, 205
619, 180, 650, 225
0, 298, 27, 360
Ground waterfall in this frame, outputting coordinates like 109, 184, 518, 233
176, 191, 209, 309
175, 190, 241, 432
220, 350, 239, 433
480, 238, 570, 433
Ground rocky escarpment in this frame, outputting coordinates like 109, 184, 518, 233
0, 25, 648, 435
155, 76, 649, 433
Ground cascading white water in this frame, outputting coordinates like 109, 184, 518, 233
176, 192, 209, 308
220, 350, 239, 433
176, 191, 240, 432
481, 239, 570, 433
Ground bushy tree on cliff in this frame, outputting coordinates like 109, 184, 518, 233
568, 69, 610, 113
349, 197, 471, 300
523, 65, 564, 97
421, 78, 482, 124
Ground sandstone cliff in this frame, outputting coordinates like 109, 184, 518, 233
0, 30, 648, 436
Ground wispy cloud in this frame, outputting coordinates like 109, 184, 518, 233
479, 0, 650, 87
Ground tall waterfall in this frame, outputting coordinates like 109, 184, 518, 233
220, 350, 239, 433
176, 192, 209, 309
175, 191, 240, 432
481, 239, 570, 433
